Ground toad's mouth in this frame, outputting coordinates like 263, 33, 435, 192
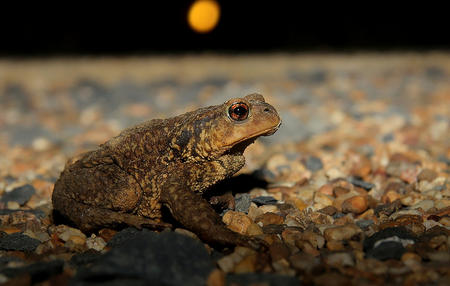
225, 122, 282, 154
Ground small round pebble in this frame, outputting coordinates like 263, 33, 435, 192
342, 195, 368, 214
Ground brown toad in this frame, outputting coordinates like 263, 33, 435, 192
52, 93, 281, 249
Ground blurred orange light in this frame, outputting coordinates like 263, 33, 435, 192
188, 0, 220, 33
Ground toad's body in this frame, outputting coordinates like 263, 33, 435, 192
52, 94, 280, 249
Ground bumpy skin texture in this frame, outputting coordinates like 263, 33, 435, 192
52, 93, 281, 250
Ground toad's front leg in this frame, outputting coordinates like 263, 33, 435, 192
160, 180, 268, 251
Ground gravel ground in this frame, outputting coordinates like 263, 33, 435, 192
0, 54, 449, 285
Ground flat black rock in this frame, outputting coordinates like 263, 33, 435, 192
348, 177, 374, 191
252, 196, 278, 206
1, 184, 35, 205
0, 232, 41, 252
73, 230, 214, 286
227, 273, 300, 286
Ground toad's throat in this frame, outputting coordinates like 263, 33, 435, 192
226, 137, 258, 155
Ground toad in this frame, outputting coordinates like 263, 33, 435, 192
52, 93, 281, 250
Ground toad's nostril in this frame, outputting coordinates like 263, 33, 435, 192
264, 108, 270, 112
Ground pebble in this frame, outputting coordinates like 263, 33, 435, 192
411, 199, 434, 211
86, 234, 107, 251
325, 252, 355, 267
348, 177, 375, 191
217, 252, 243, 273
289, 252, 319, 273
206, 269, 225, 286
439, 216, 450, 226
323, 224, 362, 241
269, 242, 291, 261
356, 219, 374, 229
319, 205, 337, 216
6, 201, 20, 210
56, 226, 87, 243
381, 190, 402, 204
417, 168, 438, 182
246, 223, 264, 236
255, 212, 284, 226
295, 186, 315, 203
233, 254, 258, 273
317, 183, 333, 196
234, 193, 251, 213
258, 205, 279, 214
305, 156, 323, 172
247, 204, 264, 220
401, 252, 422, 263
222, 211, 253, 235
301, 230, 325, 249
427, 252, 450, 263
386, 161, 420, 184
348, 153, 372, 178
326, 168, 346, 180
342, 195, 368, 214
314, 192, 334, 209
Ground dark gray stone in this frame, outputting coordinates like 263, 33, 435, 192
365, 241, 406, 260
73, 231, 214, 286
305, 156, 323, 172
0, 232, 41, 252
348, 177, 374, 191
252, 196, 278, 206
1, 184, 35, 205
227, 273, 300, 286
363, 227, 416, 260
235, 193, 251, 213
356, 219, 374, 229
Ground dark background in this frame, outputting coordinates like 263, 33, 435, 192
1, 1, 448, 56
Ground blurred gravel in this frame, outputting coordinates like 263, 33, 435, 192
0, 54, 449, 285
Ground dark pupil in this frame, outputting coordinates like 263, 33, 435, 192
233, 106, 247, 116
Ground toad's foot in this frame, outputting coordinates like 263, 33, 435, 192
161, 182, 268, 251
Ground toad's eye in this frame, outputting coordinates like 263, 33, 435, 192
228, 102, 249, 121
